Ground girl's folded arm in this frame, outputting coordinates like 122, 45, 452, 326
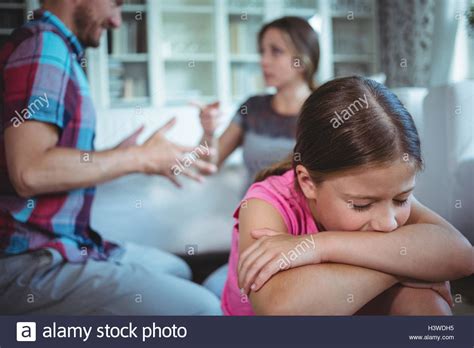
319, 197, 473, 282
249, 263, 398, 315
239, 199, 398, 315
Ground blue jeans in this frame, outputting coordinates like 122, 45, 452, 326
0, 242, 222, 315
203, 263, 229, 299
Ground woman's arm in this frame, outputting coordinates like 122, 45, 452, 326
195, 102, 243, 171
239, 199, 399, 315
199, 123, 243, 168
320, 197, 473, 281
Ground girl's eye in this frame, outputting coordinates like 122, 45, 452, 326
394, 199, 409, 207
352, 203, 372, 212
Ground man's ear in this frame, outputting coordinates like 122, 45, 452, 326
295, 164, 317, 200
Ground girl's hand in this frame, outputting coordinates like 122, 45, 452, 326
400, 279, 454, 307
238, 228, 320, 294
191, 101, 221, 137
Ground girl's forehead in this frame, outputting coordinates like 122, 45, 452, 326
326, 161, 417, 197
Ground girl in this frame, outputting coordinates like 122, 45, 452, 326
195, 16, 319, 189
222, 76, 473, 315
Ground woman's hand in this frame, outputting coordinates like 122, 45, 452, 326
399, 279, 454, 307
191, 101, 221, 137
238, 228, 321, 294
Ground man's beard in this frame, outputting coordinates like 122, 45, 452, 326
73, 4, 101, 48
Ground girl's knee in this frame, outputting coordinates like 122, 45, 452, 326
392, 287, 452, 315
420, 289, 452, 315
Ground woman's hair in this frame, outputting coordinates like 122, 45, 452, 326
255, 76, 423, 184
258, 16, 320, 90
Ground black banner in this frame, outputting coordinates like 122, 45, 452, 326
1, 316, 472, 347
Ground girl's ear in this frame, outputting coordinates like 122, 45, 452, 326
295, 164, 318, 200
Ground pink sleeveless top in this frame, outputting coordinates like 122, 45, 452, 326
221, 170, 319, 315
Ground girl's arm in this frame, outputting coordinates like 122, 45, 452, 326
239, 199, 399, 315
321, 197, 473, 281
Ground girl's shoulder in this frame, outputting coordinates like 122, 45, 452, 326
238, 170, 317, 235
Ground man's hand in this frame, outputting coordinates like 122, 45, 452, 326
135, 117, 217, 187
115, 125, 144, 149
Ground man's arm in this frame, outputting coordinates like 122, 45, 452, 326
5, 118, 216, 197
238, 199, 398, 315
318, 197, 473, 282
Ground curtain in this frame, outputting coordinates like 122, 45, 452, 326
378, 0, 436, 87
378, 0, 471, 88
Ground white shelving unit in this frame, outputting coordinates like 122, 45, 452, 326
0, 0, 38, 47
85, 0, 379, 110
0, 0, 379, 110
329, 0, 379, 78
104, 0, 150, 108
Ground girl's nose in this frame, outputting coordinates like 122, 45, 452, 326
370, 210, 399, 233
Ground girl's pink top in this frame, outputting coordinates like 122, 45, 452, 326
221, 169, 319, 315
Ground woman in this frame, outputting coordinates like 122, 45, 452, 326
196, 16, 319, 189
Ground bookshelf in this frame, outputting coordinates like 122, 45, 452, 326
228, 8, 265, 100
105, 0, 150, 107
0, 0, 380, 109
0, 0, 37, 48
330, 0, 378, 77
84, 0, 380, 109
161, 3, 217, 105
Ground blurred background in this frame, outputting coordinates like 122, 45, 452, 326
1, 0, 472, 301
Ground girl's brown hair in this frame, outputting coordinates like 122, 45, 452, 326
258, 16, 320, 90
255, 76, 423, 184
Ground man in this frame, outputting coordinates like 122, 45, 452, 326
0, 0, 221, 314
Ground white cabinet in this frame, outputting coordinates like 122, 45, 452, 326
0, 0, 39, 47
330, 0, 379, 78
0, 0, 379, 110
87, 0, 380, 110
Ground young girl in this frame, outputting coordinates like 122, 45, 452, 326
195, 17, 319, 189
221, 76, 473, 315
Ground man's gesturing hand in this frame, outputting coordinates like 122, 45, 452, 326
136, 117, 217, 187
